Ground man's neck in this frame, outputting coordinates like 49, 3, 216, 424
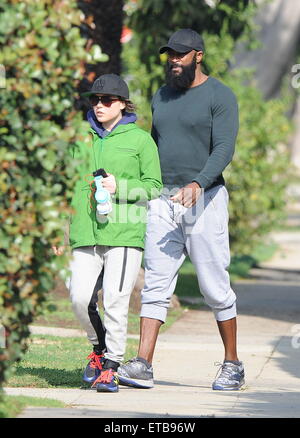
190, 69, 209, 88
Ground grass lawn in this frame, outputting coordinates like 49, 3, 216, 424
0, 395, 66, 418
0, 394, 65, 418
175, 260, 201, 299
6, 335, 140, 389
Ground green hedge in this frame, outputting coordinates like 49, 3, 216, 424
202, 32, 292, 256
0, 0, 94, 388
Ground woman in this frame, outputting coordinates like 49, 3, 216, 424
54, 74, 162, 392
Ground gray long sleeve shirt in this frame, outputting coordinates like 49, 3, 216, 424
151, 76, 239, 190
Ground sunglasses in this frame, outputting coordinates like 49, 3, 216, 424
89, 95, 120, 107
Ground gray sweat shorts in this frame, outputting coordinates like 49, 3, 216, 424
140, 185, 237, 323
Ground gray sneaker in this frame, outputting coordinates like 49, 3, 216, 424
212, 361, 245, 390
118, 357, 154, 389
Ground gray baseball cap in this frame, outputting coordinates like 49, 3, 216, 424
159, 29, 205, 54
82, 73, 129, 99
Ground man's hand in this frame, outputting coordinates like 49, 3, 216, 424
170, 182, 202, 208
102, 173, 117, 194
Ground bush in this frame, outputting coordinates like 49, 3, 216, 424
0, 0, 93, 388
202, 31, 292, 255
224, 72, 291, 255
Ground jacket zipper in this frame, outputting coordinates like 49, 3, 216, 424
93, 136, 105, 171
92, 137, 104, 236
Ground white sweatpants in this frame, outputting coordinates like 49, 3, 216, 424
69, 245, 142, 363
140, 185, 237, 322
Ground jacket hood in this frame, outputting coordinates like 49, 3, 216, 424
87, 109, 137, 138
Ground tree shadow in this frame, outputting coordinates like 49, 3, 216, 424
213, 389, 300, 418
269, 335, 300, 380
248, 266, 300, 283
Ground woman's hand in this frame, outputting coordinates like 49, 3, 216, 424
102, 173, 117, 194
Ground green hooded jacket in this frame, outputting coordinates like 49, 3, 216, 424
69, 123, 162, 250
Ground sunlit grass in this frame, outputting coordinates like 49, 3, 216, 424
0, 393, 65, 418
6, 335, 139, 389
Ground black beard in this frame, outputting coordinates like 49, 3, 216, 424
165, 55, 197, 90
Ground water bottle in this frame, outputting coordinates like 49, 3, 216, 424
94, 175, 112, 217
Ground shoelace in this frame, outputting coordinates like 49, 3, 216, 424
92, 369, 116, 387
121, 358, 139, 373
87, 352, 104, 370
124, 357, 139, 367
214, 361, 238, 381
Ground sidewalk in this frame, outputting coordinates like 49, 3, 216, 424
4, 207, 300, 418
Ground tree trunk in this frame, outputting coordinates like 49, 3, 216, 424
77, 0, 124, 114
235, 0, 300, 99
234, 0, 300, 168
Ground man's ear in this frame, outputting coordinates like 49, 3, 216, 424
196, 51, 203, 63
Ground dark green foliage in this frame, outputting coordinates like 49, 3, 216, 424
224, 72, 291, 255
0, 0, 93, 387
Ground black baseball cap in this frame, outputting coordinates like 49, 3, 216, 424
82, 73, 129, 99
159, 29, 205, 54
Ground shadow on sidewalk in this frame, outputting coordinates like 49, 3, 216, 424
233, 279, 300, 324
269, 335, 300, 380
248, 266, 300, 282
210, 389, 300, 418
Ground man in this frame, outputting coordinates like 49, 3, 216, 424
118, 29, 244, 391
